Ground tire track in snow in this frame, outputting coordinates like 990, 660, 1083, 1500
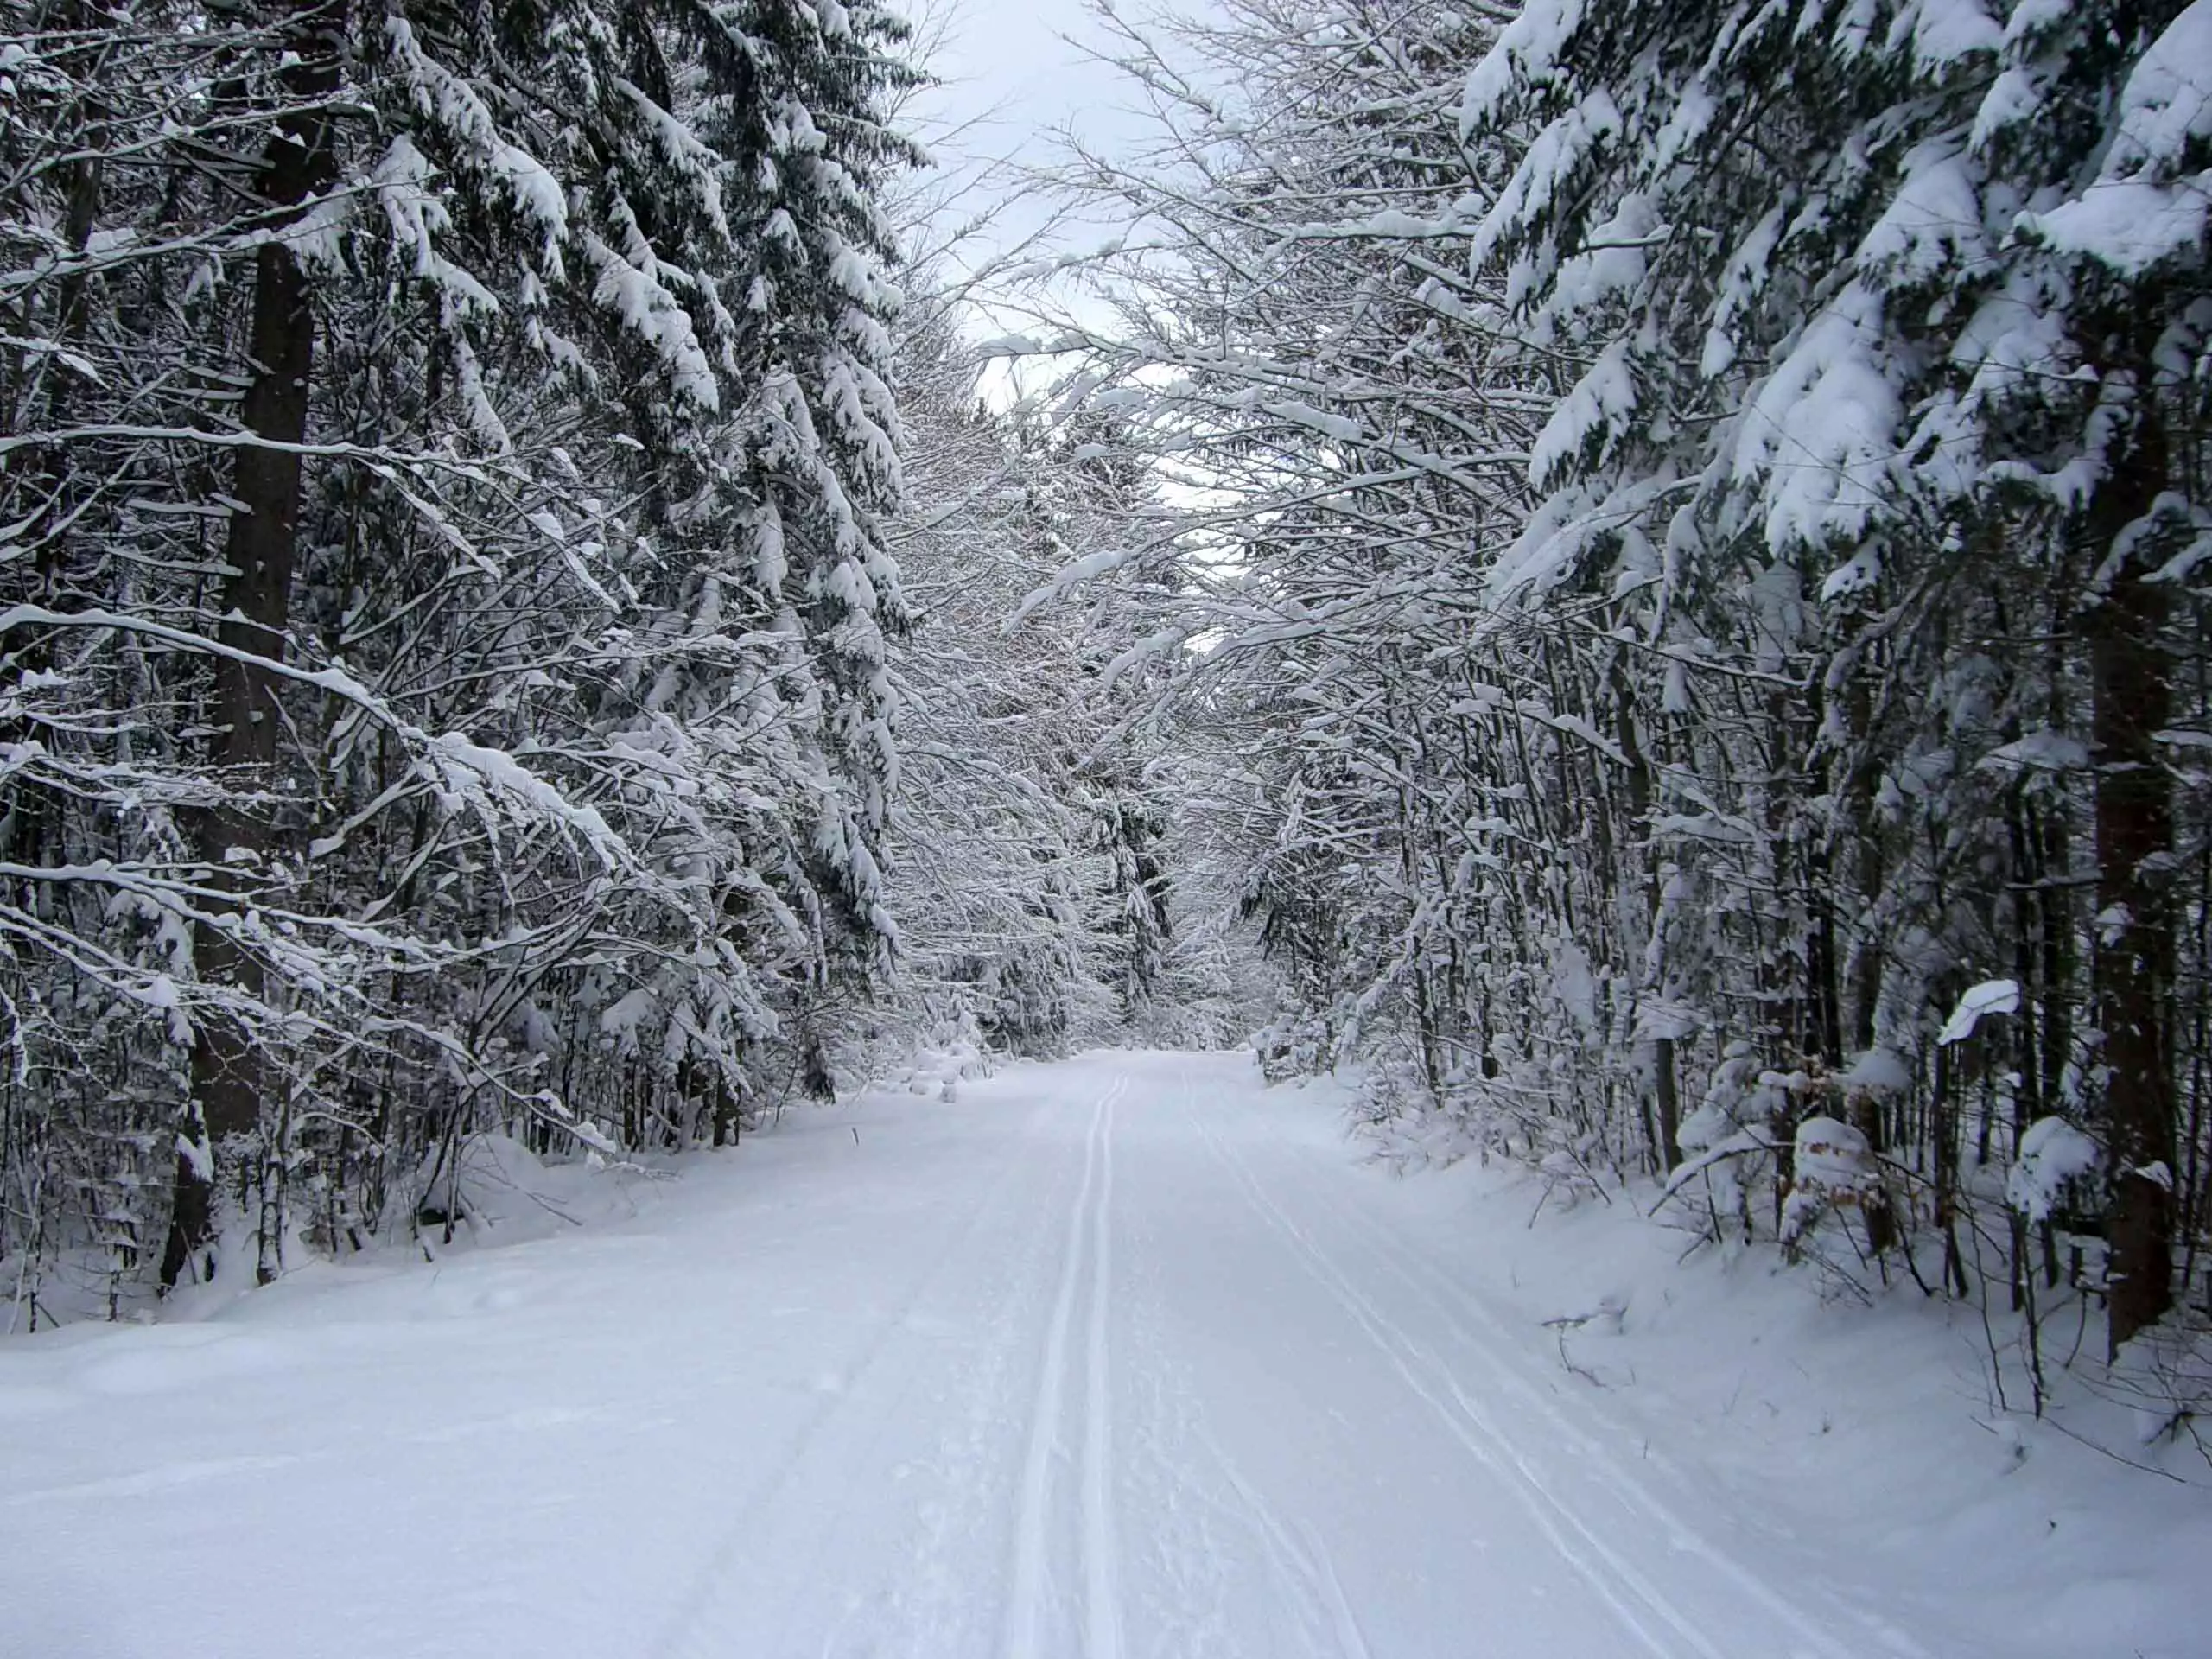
1186, 1094, 1725, 1659
1001, 1072, 1126, 1659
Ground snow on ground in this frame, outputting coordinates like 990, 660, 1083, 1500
3, 1052, 2202, 1658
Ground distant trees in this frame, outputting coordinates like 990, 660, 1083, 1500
880, 296, 1187, 1059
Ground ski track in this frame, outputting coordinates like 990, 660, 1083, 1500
1002, 1072, 1126, 1659
1080, 1083, 1125, 1659
1278, 1144, 1934, 1659
1181, 1065, 1861, 1659
0, 1051, 2000, 1659
645, 1089, 1066, 1659
1192, 1417, 1373, 1659
1189, 1089, 1687, 1657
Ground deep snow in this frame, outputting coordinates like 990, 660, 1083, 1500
3, 1052, 2202, 1657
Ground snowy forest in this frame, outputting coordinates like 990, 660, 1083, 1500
4, 0, 2210, 1413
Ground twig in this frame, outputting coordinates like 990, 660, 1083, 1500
2037, 1414, 2198, 1487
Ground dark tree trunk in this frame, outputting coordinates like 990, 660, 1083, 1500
801, 1027, 837, 1103
2089, 422, 2177, 1357
1932, 1022, 1969, 1297
1842, 657, 1896, 1255
163, 0, 345, 1292
1611, 653, 1679, 1171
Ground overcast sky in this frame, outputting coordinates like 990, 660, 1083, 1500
909, 0, 1142, 162
899, 0, 1167, 277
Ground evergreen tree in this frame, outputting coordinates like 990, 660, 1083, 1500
0, 0, 928, 1297
1461, 0, 2211, 1351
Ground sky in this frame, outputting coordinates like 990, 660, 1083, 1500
906, 0, 1149, 170
899, 0, 1168, 278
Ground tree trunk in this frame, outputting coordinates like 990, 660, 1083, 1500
163, 0, 344, 1291
1843, 654, 1895, 1255
2090, 422, 2177, 1357
1611, 653, 1679, 1171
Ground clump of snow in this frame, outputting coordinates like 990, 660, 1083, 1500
2024, 2, 2212, 275
2005, 1116, 2102, 1224
1459, 0, 1596, 138
1530, 340, 1637, 491
1841, 1046, 1913, 1093
1791, 1115, 1873, 1190
1979, 731, 2089, 772
597, 986, 659, 1052
1732, 283, 1901, 554
1938, 977, 2020, 1045
1781, 1115, 1880, 1250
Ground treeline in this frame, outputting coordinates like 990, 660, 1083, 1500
0, 0, 1204, 1320
1021, 0, 2211, 1370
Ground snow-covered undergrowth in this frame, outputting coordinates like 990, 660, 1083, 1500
2, 1129, 667, 1335
851, 1028, 999, 1104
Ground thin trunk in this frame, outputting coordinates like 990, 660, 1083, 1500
1611, 653, 1679, 1171
163, 0, 345, 1291
1933, 1024, 1969, 1298
1843, 652, 1896, 1253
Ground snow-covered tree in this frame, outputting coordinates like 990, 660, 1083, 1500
874, 293, 1193, 1059
0, 0, 926, 1302
1459, 0, 2211, 1351
1009, 0, 2210, 1365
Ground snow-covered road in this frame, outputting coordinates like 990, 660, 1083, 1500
6, 1053, 1941, 1656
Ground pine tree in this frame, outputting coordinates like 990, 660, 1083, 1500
1, 0, 928, 1300
1461, 0, 2211, 1342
